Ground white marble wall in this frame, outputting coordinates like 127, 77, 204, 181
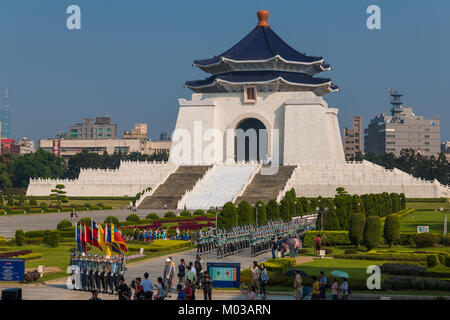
26, 161, 178, 197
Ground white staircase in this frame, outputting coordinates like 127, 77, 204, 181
178, 163, 260, 210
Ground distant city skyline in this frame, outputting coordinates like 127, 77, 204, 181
1, 0, 449, 144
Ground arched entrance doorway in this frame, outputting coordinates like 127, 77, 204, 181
235, 118, 268, 162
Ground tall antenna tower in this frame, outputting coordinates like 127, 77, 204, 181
389, 88, 403, 118
1, 88, 12, 138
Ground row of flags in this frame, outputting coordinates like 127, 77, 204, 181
75, 221, 128, 256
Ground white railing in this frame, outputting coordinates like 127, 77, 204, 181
177, 165, 217, 210
276, 165, 298, 203
231, 161, 262, 203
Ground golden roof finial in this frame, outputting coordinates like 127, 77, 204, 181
257, 10, 269, 27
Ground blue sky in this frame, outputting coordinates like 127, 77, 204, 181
0, 0, 449, 143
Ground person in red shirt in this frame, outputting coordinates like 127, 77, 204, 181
133, 277, 144, 300
184, 279, 193, 300
315, 235, 322, 256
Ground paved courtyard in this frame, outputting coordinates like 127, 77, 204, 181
0, 209, 177, 238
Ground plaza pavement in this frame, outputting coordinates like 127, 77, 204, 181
0, 209, 175, 238
1, 249, 448, 300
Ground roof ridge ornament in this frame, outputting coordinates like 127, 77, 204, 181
257, 10, 269, 27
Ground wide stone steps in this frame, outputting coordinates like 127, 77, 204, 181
137, 165, 212, 210
234, 165, 297, 205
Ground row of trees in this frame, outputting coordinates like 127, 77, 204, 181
349, 213, 400, 250
0, 149, 169, 190
351, 149, 450, 185
217, 188, 406, 232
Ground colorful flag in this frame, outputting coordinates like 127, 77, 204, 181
84, 222, 93, 246
91, 221, 103, 251
105, 224, 121, 254
112, 223, 128, 253
75, 223, 83, 253
97, 223, 106, 251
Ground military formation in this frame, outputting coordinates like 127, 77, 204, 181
69, 252, 127, 293
196, 214, 318, 258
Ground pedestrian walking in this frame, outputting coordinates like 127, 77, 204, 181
142, 272, 153, 300
314, 234, 322, 256
312, 276, 320, 300
331, 278, 338, 300
194, 254, 203, 288
250, 261, 260, 293
154, 277, 167, 300
338, 278, 350, 300
185, 262, 197, 285
319, 271, 328, 299
294, 270, 303, 300
201, 271, 212, 300
163, 258, 175, 297
259, 263, 269, 299
184, 280, 193, 300
177, 284, 186, 300
178, 258, 186, 285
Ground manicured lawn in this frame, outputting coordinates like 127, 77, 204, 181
295, 258, 390, 282
400, 210, 448, 233
406, 202, 450, 211
4, 241, 194, 282
39, 199, 130, 209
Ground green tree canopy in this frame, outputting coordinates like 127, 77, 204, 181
384, 214, 400, 248
266, 199, 280, 221
349, 213, 366, 248
363, 216, 381, 250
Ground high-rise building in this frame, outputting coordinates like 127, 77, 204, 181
160, 132, 170, 141
1, 88, 12, 138
123, 124, 148, 139
343, 116, 362, 160
441, 141, 450, 161
364, 90, 440, 156
68, 116, 117, 139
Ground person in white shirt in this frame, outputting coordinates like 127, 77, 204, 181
339, 278, 349, 300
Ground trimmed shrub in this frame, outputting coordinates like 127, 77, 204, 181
414, 233, 440, 248
303, 231, 351, 247
445, 256, 450, 268
439, 235, 450, 246
84, 203, 92, 209
385, 276, 450, 291
349, 213, 365, 248
104, 216, 120, 226
15, 230, 25, 246
424, 265, 450, 278
180, 210, 191, 217
146, 213, 160, 220
254, 201, 267, 226
279, 199, 290, 222
218, 202, 238, 231
380, 263, 426, 276
78, 217, 92, 226
384, 214, 400, 247
126, 214, 141, 224
335, 253, 428, 262
344, 249, 357, 255
266, 199, 280, 221
164, 211, 176, 219
57, 219, 72, 230
193, 210, 205, 216
237, 201, 254, 226
363, 216, 381, 250
438, 253, 448, 265
427, 254, 440, 267
43, 230, 59, 247
297, 248, 309, 255
399, 233, 416, 246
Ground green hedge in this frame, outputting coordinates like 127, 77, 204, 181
334, 253, 428, 262
303, 231, 350, 247
406, 198, 448, 203
424, 265, 450, 278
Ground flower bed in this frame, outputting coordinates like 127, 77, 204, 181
0, 250, 33, 258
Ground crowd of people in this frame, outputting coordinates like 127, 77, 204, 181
122, 227, 191, 242
91, 254, 213, 301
